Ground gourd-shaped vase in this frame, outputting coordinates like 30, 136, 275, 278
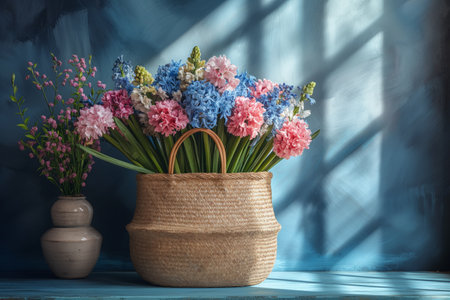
41, 195, 102, 279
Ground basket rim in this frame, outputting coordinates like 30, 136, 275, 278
136, 171, 273, 181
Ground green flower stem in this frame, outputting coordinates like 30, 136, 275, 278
195, 133, 204, 171
129, 115, 163, 173
109, 129, 154, 171
162, 137, 171, 165
103, 133, 142, 167
154, 136, 168, 172
114, 118, 155, 170
263, 154, 283, 171
232, 137, 251, 173
203, 132, 211, 172
212, 144, 219, 173
179, 128, 197, 173
167, 135, 181, 174
242, 129, 271, 171
162, 136, 179, 173
109, 130, 137, 160
237, 137, 253, 172
180, 143, 190, 172
184, 143, 197, 172
228, 136, 250, 173
212, 119, 226, 173
248, 139, 274, 172
174, 133, 186, 172
257, 151, 277, 172
190, 133, 201, 171
217, 118, 226, 144
226, 135, 241, 170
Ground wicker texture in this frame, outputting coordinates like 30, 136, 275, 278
126, 129, 281, 287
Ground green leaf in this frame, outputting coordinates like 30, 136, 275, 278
257, 151, 277, 172
78, 145, 153, 173
9, 95, 16, 103
103, 134, 136, 165
24, 117, 29, 125
248, 139, 273, 172
311, 129, 320, 140
203, 132, 211, 172
114, 118, 154, 170
243, 129, 271, 171
17, 124, 28, 130
229, 136, 250, 173
180, 130, 197, 173
25, 134, 35, 140
167, 135, 181, 174
263, 154, 283, 171
226, 135, 241, 170
128, 115, 164, 172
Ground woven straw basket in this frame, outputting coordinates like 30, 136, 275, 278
126, 128, 281, 287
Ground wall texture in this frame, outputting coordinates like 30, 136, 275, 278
0, 0, 449, 272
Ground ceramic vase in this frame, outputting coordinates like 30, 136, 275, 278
41, 195, 102, 279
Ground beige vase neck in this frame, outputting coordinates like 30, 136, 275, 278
51, 195, 93, 227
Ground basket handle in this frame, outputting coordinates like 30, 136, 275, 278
168, 128, 227, 174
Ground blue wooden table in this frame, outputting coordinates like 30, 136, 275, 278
1, 271, 450, 299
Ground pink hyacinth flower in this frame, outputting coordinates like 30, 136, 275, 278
101, 89, 134, 119
226, 96, 265, 139
273, 118, 311, 160
75, 105, 116, 141
147, 100, 189, 137
251, 79, 278, 98
204, 55, 240, 93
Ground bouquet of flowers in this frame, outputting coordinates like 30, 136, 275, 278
78, 46, 319, 174
10, 54, 107, 194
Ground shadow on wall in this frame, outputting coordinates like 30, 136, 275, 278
273, 0, 450, 271
0, 0, 449, 272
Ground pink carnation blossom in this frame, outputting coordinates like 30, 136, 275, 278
147, 100, 189, 137
251, 79, 278, 98
204, 55, 240, 93
75, 105, 116, 141
226, 96, 265, 139
101, 89, 134, 119
273, 118, 311, 159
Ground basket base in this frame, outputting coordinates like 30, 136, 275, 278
128, 230, 278, 287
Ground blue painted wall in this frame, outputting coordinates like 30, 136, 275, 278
0, 0, 449, 272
